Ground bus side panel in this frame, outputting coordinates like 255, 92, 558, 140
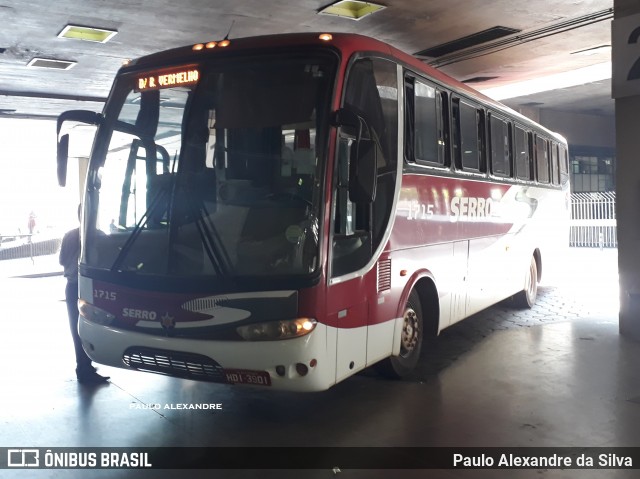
450, 240, 469, 325
365, 254, 402, 366
327, 275, 370, 383
465, 233, 519, 318
386, 243, 458, 332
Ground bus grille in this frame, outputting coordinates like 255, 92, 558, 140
122, 347, 226, 382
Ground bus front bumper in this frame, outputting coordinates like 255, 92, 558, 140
78, 316, 336, 392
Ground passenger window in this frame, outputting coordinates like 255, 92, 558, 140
551, 142, 560, 185
515, 126, 531, 180
453, 99, 482, 171
412, 80, 445, 165
489, 115, 511, 177
536, 136, 550, 184
559, 146, 569, 185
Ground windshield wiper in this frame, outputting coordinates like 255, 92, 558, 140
110, 179, 172, 272
184, 190, 232, 276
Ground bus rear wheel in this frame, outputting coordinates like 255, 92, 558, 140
513, 256, 538, 309
375, 290, 423, 379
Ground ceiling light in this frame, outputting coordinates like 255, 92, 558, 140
27, 58, 76, 70
318, 1, 385, 21
58, 25, 118, 43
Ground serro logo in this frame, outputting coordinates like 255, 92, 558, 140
8, 449, 39, 467
122, 308, 157, 320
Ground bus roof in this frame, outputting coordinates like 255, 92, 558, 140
123, 32, 566, 144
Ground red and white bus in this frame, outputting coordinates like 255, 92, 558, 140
57, 33, 569, 391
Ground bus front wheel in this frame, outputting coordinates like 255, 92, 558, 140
513, 256, 538, 309
375, 290, 423, 379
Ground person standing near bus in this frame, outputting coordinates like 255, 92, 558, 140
27, 211, 36, 243
59, 205, 109, 385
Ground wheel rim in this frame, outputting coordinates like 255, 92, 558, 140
400, 307, 420, 358
526, 259, 537, 302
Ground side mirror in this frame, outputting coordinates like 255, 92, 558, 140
331, 108, 360, 133
57, 134, 69, 187
349, 137, 377, 204
332, 108, 378, 204
56, 110, 102, 187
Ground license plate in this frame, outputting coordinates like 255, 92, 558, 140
223, 369, 272, 386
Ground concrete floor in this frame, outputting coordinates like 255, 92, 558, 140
1, 248, 638, 479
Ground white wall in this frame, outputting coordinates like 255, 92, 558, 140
539, 110, 616, 148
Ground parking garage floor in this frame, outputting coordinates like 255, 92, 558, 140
1, 248, 638, 479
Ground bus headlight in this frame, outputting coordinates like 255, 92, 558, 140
79, 300, 115, 326
236, 318, 317, 341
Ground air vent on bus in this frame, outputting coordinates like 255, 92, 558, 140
415, 26, 520, 58
377, 259, 392, 293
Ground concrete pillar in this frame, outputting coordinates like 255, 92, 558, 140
614, 0, 640, 339
77, 156, 89, 201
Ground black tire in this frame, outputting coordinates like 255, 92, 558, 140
512, 256, 538, 309
375, 289, 423, 379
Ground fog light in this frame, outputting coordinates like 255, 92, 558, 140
275, 365, 286, 377
295, 363, 309, 376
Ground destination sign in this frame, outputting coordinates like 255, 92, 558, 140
135, 68, 200, 92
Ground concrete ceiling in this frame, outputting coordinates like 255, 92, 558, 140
0, 0, 614, 121
503, 79, 614, 116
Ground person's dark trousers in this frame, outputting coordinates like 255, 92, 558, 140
65, 280, 95, 378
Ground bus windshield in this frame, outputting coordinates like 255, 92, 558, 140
84, 53, 335, 279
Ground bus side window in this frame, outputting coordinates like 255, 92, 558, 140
404, 77, 415, 163
559, 145, 569, 185
551, 142, 560, 185
332, 57, 398, 278
489, 114, 511, 177
451, 99, 460, 168
411, 78, 445, 166
535, 136, 550, 184
515, 126, 531, 180
334, 138, 362, 236
332, 136, 372, 277
453, 98, 482, 171
438, 91, 449, 165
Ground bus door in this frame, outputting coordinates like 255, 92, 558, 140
328, 134, 372, 382
328, 57, 399, 382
